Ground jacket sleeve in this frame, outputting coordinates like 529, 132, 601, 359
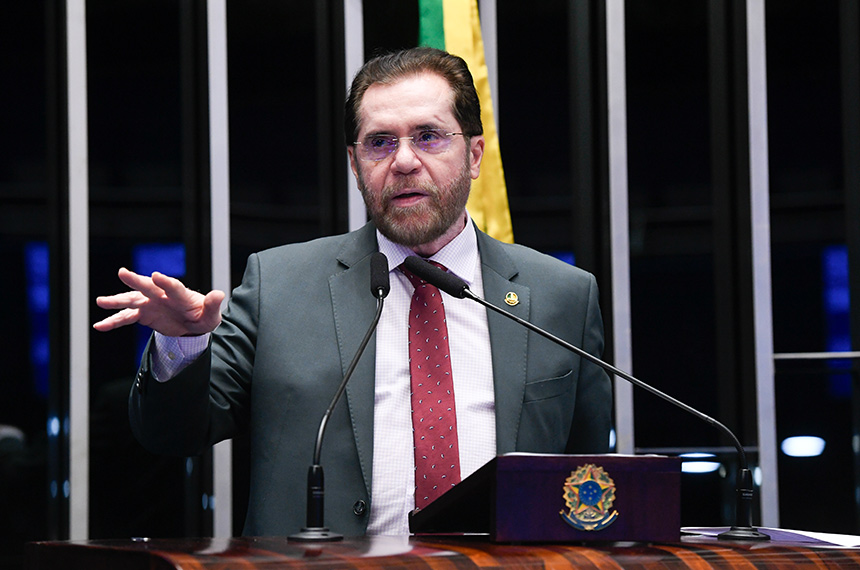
128, 253, 261, 456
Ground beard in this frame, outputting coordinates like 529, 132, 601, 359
357, 155, 472, 248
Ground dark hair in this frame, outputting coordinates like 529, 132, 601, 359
344, 47, 482, 146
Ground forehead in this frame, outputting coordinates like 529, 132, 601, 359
357, 72, 457, 135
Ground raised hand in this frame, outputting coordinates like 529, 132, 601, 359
93, 267, 225, 337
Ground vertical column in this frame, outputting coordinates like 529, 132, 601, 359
746, 0, 779, 527
208, 0, 233, 537
345, 0, 365, 231
569, 1, 595, 273
838, 0, 860, 528
606, 0, 634, 455
67, 0, 90, 541
479, 0, 499, 126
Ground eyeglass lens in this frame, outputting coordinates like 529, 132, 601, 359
356, 131, 462, 161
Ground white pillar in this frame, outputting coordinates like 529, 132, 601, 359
207, 0, 233, 537
606, 0, 635, 455
746, 0, 779, 527
479, 0, 499, 127
67, 0, 90, 542
345, 0, 365, 231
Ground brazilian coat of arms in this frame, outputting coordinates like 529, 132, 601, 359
559, 464, 619, 531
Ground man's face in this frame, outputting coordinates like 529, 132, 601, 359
348, 72, 484, 255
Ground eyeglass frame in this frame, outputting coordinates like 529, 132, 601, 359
352, 130, 467, 162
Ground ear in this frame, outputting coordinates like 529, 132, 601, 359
469, 135, 485, 180
347, 146, 360, 181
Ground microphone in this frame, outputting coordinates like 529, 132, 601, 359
289, 252, 390, 542
370, 250, 391, 299
402, 255, 770, 541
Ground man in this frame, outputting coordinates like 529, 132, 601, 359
95, 47, 612, 537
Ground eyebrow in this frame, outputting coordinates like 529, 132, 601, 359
361, 124, 446, 138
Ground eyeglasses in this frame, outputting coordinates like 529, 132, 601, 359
353, 130, 464, 162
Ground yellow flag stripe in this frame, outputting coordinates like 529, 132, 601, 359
441, 0, 514, 243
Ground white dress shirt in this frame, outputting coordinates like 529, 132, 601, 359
149, 216, 497, 536
368, 219, 496, 535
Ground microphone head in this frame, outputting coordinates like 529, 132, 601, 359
403, 256, 469, 299
370, 252, 390, 298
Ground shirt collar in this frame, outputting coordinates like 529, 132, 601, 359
376, 212, 479, 286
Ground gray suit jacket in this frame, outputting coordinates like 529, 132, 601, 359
130, 222, 612, 536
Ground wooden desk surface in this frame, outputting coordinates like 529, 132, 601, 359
26, 534, 860, 570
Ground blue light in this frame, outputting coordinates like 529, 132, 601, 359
549, 251, 576, 266
48, 416, 60, 437
679, 452, 721, 474
681, 461, 721, 474
133, 243, 186, 364
822, 245, 851, 398
781, 436, 826, 458
25, 242, 50, 397
134, 243, 186, 278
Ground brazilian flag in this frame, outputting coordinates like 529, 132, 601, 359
419, 0, 514, 244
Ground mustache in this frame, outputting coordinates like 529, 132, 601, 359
381, 179, 440, 201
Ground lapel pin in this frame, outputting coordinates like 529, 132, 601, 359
504, 292, 519, 306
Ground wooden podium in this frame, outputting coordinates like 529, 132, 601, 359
409, 453, 681, 542
30, 453, 860, 568
27, 534, 860, 569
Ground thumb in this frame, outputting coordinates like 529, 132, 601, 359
205, 289, 226, 308
199, 290, 226, 330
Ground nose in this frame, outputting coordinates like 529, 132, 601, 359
390, 137, 422, 174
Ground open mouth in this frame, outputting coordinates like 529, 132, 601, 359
390, 190, 428, 206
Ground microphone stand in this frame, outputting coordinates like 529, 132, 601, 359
402, 256, 769, 541
288, 283, 387, 542
469, 291, 768, 540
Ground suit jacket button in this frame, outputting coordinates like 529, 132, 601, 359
353, 500, 367, 516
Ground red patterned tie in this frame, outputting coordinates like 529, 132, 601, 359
401, 262, 461, 509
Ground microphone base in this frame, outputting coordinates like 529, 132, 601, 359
717, 526, 771, 541
288, 527, 344, 542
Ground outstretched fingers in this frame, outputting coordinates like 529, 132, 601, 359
94, 267, 224, 336
116, 267, 165, 300
92, 307, 141, 332
94, 289, 147, 310
150, 271, 194, 301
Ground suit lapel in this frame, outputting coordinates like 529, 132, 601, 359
328, 225, 530, 493
329, 223, 379, 497
476, 231, 530, 454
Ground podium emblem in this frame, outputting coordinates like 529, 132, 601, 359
559, 464, 619, 531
